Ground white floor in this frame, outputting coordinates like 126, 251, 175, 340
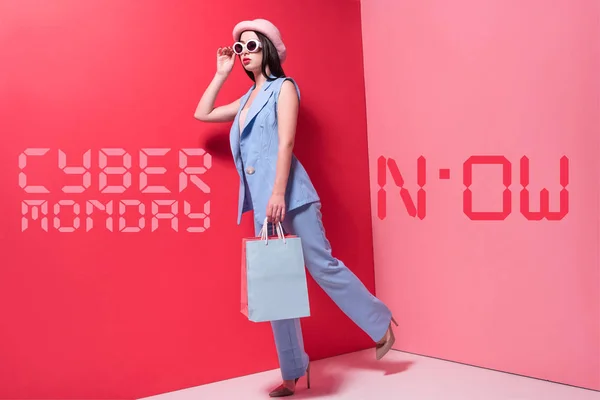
139, 349, 599, 400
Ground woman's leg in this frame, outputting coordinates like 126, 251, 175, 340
282, 202, 392, 343
269, 318, 310, 380
253, 220, 310, 382
255, 201, 393, 382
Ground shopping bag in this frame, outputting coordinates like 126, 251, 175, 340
241, 219, 310, 322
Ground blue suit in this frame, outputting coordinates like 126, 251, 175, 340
230, 76, 392, 380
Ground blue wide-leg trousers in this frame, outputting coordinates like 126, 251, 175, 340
254, 202, 392, 380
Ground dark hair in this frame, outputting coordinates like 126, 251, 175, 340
240, 31, 285, 82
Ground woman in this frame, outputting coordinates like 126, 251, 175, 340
194, 18, 398, 397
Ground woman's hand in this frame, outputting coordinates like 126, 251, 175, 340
266, 193, 286, 223
216, 47, 235, 76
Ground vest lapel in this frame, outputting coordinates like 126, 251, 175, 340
241, 78, 277, 135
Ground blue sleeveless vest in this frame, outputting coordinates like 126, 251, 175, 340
229, 76, 320, 225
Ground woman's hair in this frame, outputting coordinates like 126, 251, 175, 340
242, 31, 285, 82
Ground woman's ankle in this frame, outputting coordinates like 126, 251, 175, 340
282, 379, 296, 389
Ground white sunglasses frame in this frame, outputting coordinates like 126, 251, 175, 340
232, 39, 263, 55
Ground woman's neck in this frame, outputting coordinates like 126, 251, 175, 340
253, 67, 271, 88
254, 73, 266, 88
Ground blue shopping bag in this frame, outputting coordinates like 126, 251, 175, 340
241, 219, 310, 322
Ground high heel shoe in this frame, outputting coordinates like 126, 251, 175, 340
268, 362, 311, 397
376, 317, 398, 360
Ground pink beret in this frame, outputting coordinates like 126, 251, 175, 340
232, 18, 287, 63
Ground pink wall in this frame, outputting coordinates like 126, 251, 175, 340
361, 0, 600, 391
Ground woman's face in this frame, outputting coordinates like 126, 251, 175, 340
237, 31, 263, 72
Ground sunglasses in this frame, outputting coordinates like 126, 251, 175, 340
232, 39, 262, 55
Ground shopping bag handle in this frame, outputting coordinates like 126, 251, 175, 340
259, 218, 286, 245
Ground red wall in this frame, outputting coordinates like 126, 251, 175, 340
0, 1, 374, 398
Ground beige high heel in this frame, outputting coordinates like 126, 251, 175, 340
268, 362, 311, 397
376, 317, 398, 360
